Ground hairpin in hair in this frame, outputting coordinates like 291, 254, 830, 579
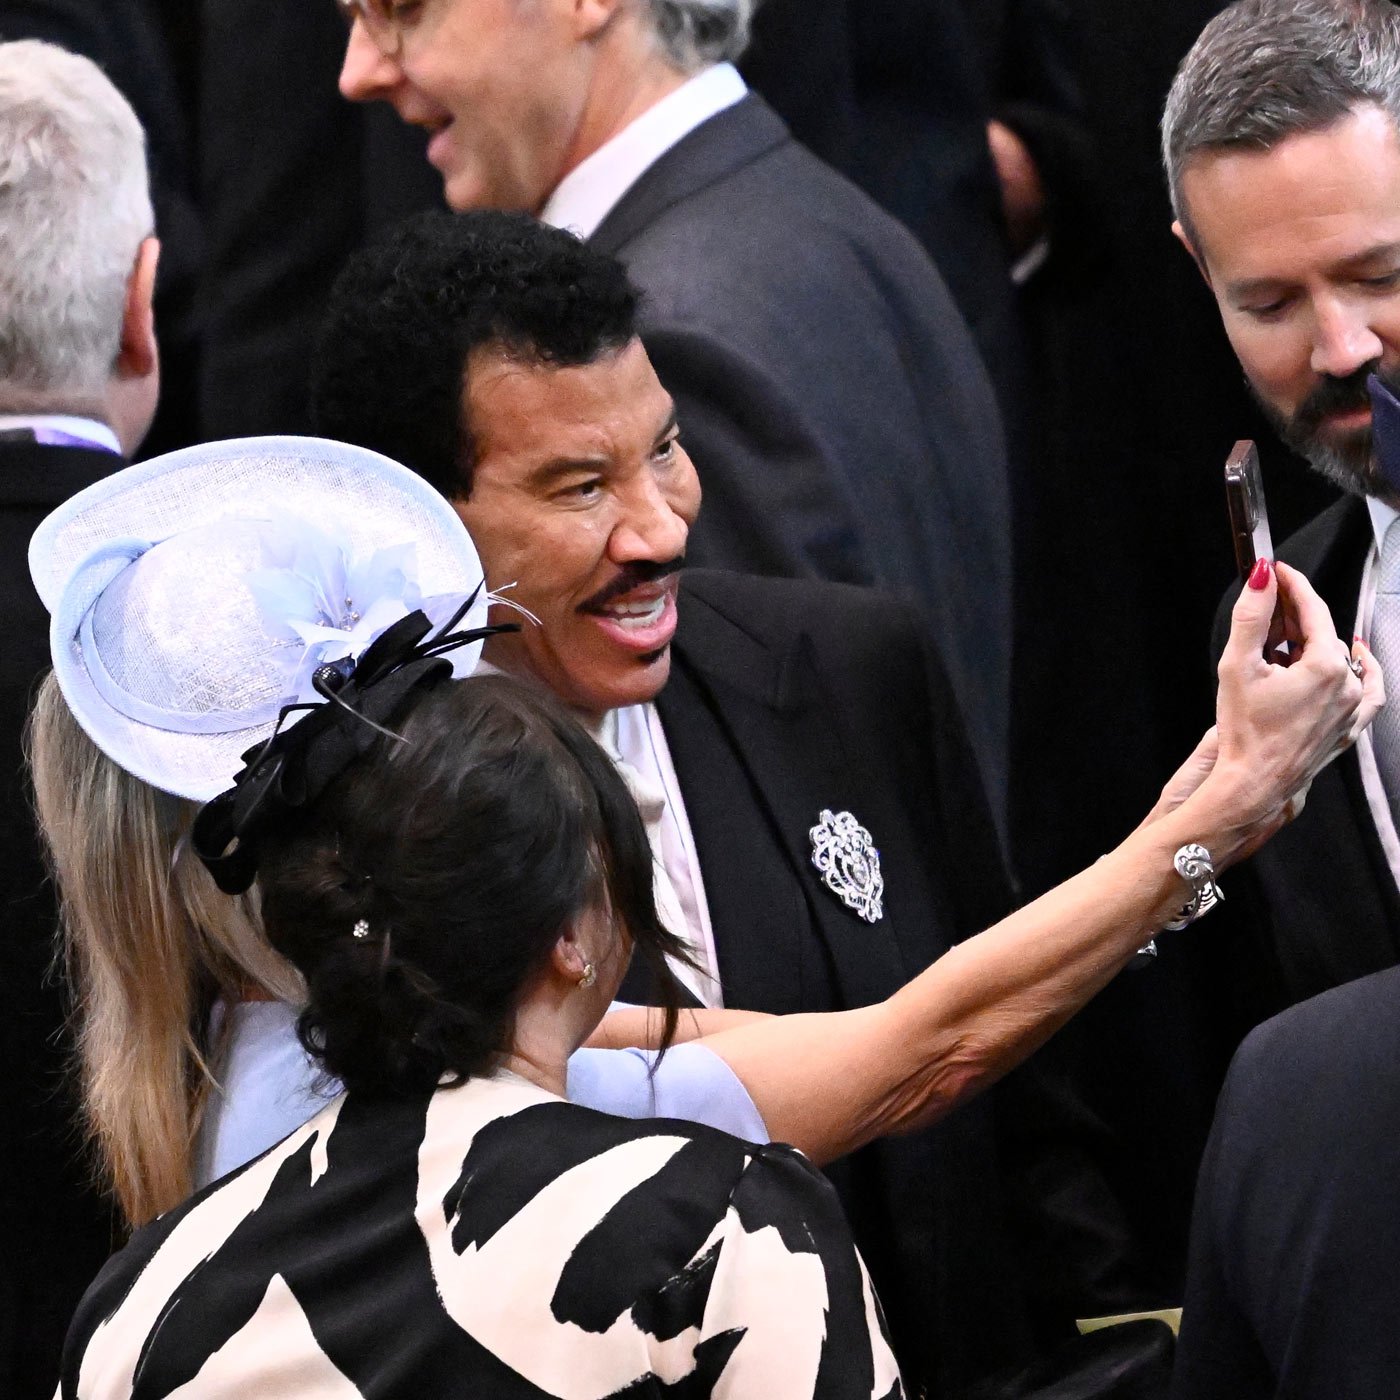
352, 919, 371, 940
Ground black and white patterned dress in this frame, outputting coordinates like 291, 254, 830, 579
61, 1070, 903, 1399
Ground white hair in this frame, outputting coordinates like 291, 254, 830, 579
0, 40, 153, 402
642, 0, 756, 72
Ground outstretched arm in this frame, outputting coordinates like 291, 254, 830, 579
587, 1005, 768, 1050
603, 563, 1379, 1166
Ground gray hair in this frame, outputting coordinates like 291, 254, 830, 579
0, 41, 153, 402
642, 0, 755, 72
1163, 0, 1400, 238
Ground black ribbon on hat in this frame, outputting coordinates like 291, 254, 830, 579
191, 588, 517, 895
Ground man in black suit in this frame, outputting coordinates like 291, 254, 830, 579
1159, 2, 1400, 1387
0, 40, 159, 1400
334, 0, 1013, 826
1172, 964, 1400, 1398
1163, 0, 1400, 1026
312, 209, 1172, 1400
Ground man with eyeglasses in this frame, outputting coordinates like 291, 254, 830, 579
332, 0, 1017, 829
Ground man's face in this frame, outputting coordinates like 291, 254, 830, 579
338, 0, 596, 212
1178, 104, 1400, 497
458, 338, 702, 716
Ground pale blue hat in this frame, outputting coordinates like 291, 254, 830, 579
31, 435, 488, 801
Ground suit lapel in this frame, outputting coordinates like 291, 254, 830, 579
589, 95, 791, 256
1287, 495, 1400, 947
656, 584, 913, 1014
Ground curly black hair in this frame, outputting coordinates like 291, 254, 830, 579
310, 210, 640, 500
255, 674, 690, 1099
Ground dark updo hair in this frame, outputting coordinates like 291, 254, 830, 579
255, 674, 689, 1098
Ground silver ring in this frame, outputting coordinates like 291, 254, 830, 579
1349, 656, 1365, 679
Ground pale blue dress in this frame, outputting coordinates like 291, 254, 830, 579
195, 1000, 768, 1186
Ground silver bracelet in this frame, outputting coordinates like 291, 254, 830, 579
1137, 843, 1223, 957
1162, 842, 1223, 930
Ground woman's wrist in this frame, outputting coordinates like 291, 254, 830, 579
1155, 762, 1268, 873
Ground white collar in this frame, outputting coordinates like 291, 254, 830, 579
1367, 493, 1400, 553
0, 413, 121, 455
540, 63, 747, 240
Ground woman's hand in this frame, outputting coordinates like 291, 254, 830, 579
1201, 560, 1383, 865
1139, 726, 1219, 831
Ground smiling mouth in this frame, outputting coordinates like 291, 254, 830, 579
592, 594, 668, 629
580, 577, 680, 651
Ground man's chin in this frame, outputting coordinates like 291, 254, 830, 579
570, 646, 674, 717
1301, 429, 1382, 499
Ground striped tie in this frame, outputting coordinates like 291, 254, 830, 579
1369, 518, 1400, 822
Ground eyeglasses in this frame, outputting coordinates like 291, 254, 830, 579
334, 0, 405, 58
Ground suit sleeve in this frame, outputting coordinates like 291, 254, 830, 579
640, 321, 879, 590
1170, 1057, 1275, 1400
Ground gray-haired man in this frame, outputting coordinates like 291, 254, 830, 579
0, 38, 156, 1400
1164, 3, 1400, 1393
334, 0, 1016, 822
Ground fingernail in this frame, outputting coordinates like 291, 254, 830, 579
1248, 558, 1272, 591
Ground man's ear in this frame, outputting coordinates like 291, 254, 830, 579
571, 0, 623, 42
1172, 219, 1213, 290
117, 236, 160, 380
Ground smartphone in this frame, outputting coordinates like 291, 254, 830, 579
1224, 440, 1273, 581
1226, 439, 1289, 660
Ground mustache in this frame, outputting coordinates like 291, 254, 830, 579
1293, 362, 1382, 432
579, 557, 684, 612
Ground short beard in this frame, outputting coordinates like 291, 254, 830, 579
1248, 362, 1400, 499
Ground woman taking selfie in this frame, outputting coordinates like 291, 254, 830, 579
36, 438, 1375, 1396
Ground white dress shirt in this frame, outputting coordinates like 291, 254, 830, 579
540, 63, 748, 240
478, 660, 723, 1005
1353, 495, 1400, 892
0, 413, 120, 454
611, 701, 722, 1005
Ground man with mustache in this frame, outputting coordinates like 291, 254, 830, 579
311, 209, 1164, 1399
1162, 0, 1400, 1029
1164, 4, 1400, 1392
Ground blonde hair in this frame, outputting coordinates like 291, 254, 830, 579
27, 674, 302, 1226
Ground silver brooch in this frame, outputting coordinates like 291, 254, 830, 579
809, 809, 884, 923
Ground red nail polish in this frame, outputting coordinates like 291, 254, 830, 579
1248, 558, 1272, 591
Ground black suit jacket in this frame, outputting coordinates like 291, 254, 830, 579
1173, 966, 1400, 1399
0, 440, 122, 1400
591, 95, 1013, 826
1211, 496, 1400, 1023
642, 570, 1150, 1396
